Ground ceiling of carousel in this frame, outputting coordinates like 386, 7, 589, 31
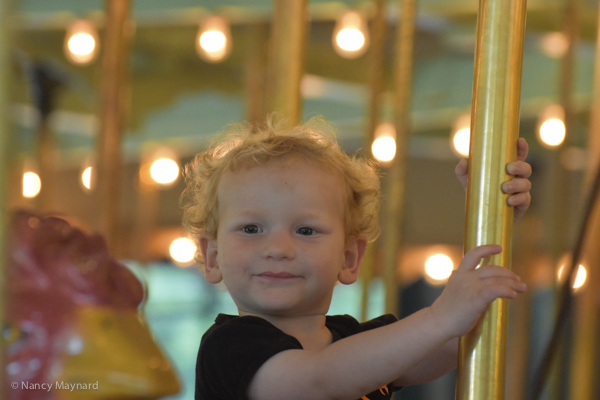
7, 0, 598, 260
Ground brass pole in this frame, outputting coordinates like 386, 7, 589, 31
456, 1, 527, 399
361, 0, 387, 321
245, 22, 269, 125
380, 0, 416, 315
569, 2, 600, 398
0, 1, 14, 396
266, 0, 308, 125
95, 0, 130, 252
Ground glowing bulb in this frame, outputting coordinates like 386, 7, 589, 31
336, 28, 365, 52
424, 254, 454, 285
372, 137, 396, 162
452, 128, 471, 157
539, 119, 566, 147
372, 122, 396, 162
200, 30, 226, 52
558, 264, 587, 291
333, 11, 369, 58
196, 16, 231, 63
68, 33, 95, 56
170, 238, 197, 265
150, 158, 179, 185
23, 172, 41, 198
540, 32, 569, 59
64, 19, 99, 65
82, 166, 93, 190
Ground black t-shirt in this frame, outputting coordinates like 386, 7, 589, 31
195, 313, 401, 400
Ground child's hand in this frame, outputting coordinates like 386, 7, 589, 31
455, 138, 532, 220
429, 244, 527, 338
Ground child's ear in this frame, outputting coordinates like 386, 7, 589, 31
199, 236, 222, 284
338, 236, 368, 285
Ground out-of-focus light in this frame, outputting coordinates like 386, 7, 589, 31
333, 11, 369, 59
64, 19, 99, 65
81, 166, 93, 190
560, 147, 588, 171
537, 104, 566, 148
23, 172, 41, 198
540, 32, 569, 59
372, 122, 396, 162
196, 16, 231, 63
451, 113, 471, 158
424, 254, 454, 285
150, 158, 180, 185
539, 119, 566, 147
558, 264, 587, 291
170, 238, 197, 265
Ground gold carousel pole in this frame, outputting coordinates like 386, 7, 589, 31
0, 0, 14, 396
380, 0, 416, 315
95, 0, 131, 253
361, 0, 387, 321
456, 1, 527, 399
267, 0, 308, 125
569, 2, 600, 398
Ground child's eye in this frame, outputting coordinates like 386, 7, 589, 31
241, 225, 261, 234
297, 227, 316, 236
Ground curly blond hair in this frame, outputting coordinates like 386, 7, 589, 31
180, 116, 381, 266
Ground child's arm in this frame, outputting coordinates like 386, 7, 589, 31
248, 245, 526, 400
455, 137, 532, 220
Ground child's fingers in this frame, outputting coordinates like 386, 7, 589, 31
507, 192, 531, 209
502, 178, 532, 195
458, 244, 502, 271
516, 138, 529, 161
481, 277, 528, 295
506, 160, 532, 178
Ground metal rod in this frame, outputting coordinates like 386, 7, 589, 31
568, 1, 600, 398
95, 0, 131, 252
0, 0, 15, 396
266, 0, 308, 125
456, 1, 527, 399
380, 0, 417, 315
361, 0, 387, 321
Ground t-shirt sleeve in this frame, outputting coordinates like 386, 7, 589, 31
196, 317, 302, 400
359, 313, 398, 332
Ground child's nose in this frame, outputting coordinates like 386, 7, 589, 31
261, 231, 296, 260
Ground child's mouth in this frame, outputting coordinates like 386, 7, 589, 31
257, 271, 298, 280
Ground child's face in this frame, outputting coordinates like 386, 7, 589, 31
200, 156, 364, 318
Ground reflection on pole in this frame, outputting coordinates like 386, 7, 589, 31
267, 0, 308, 126
380, 0, 416, 315
95, 0, 130, 252
456, 1, 527, 399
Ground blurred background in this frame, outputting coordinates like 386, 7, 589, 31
1, 0, 599, 399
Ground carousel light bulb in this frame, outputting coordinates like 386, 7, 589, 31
170, 238, 197, 265
540, 32, 569, 59
452, 128, 471, 157
537, 104, 566, 148
539, 119, 566, 147
150, 158, 179, 185
558, 264, 587, 291
23, 172, 41, 198
196, 16, 232, 63
372, 122, 397, 162
451, 113, 471, 158
424, 254, 454, 285
64, 19, 99, 65
81, 166, 93, 190
333, 11, 369, 59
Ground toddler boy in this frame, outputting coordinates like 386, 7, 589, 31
181, 117, 532, 400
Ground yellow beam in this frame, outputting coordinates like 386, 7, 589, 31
456, 0, 527, 399
95, 0, 131, 253
267, 0, 308, 125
